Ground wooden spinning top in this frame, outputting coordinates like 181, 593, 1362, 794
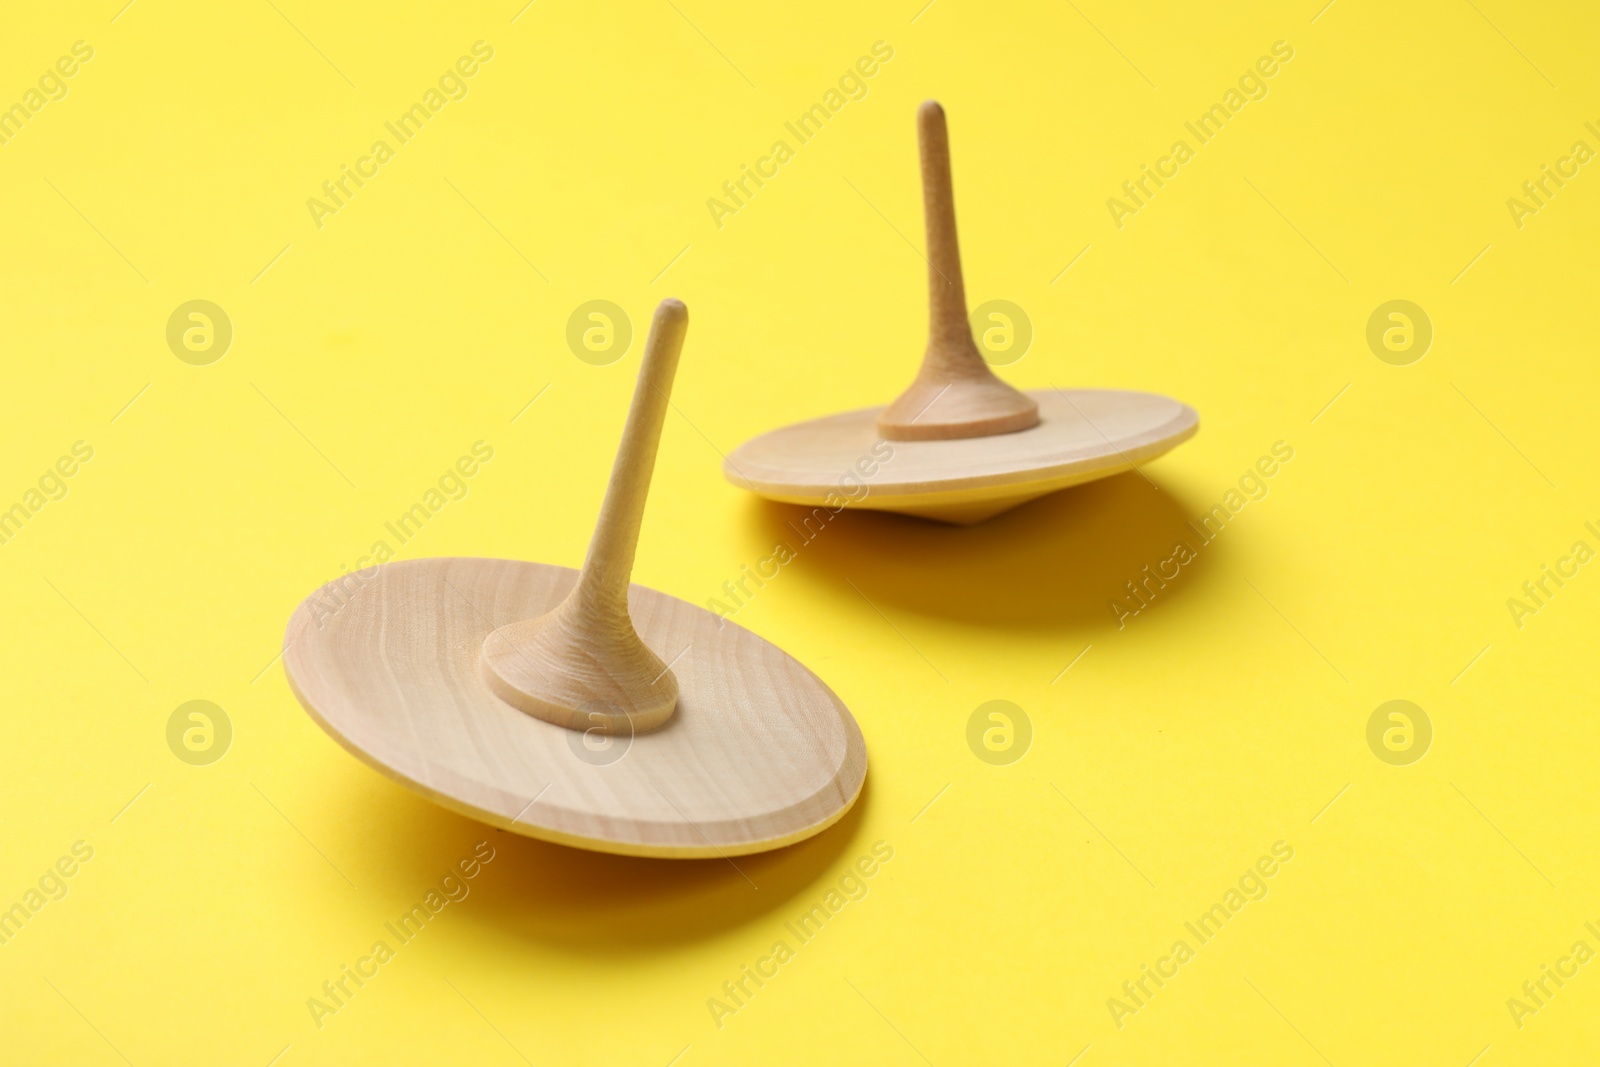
283, 300, 866, 857
725, 101, 1199, 524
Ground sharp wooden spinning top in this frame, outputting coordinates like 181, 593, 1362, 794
284, 300, 866, 858
725, 101, 1199, 524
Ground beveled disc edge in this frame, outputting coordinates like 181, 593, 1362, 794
724, 390, 1199, 503
282, 558, 869, 859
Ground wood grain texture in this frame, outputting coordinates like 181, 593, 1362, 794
482, 300, 688, 733
876, 101, 1040, 441
284, 557, 868, 858
727, 389, 1199, 524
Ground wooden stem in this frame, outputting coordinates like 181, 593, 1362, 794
920, 101, 972, 359
570, 300, 687, 629
480, 300, 689, 733
876, 101, 1039, 441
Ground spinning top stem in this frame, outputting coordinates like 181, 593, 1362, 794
921, 99, 973, 357
481, 300, 689, 733
877, 101, 1040, 441
571, 300, 685, 628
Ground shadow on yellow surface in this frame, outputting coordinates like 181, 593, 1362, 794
344, 763, 872, 953
745, 470, 1216, 631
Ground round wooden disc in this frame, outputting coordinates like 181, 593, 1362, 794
726, 388, 1198, 524
283, 558, 867, 858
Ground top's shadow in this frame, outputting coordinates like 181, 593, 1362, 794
341, 761, 870, 956
742, 471, 1208, 629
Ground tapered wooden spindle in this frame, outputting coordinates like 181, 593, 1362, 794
876, 101, 1039, 441
481, 299, 688, 733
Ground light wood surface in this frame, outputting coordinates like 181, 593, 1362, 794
877, 101, 1039, 441
284, 558, 867, 858
482, 300, 687, 733
727, 388, 1198, 524
282, 298, 868, 857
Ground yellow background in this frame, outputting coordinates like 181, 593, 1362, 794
3, 0, 1598, 1063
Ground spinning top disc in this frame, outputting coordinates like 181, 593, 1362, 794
282, 300, 867, 857
726, 388, 1197, 525
725, 100, 1198, 525
284, 557, 865, 857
